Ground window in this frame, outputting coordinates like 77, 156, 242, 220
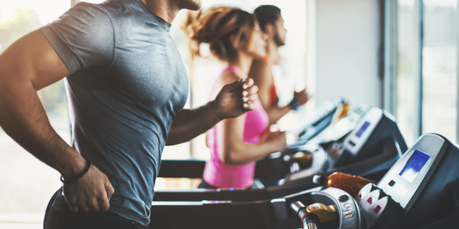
422, 0, 457, 142
394, 0, 418, 146
387, 0, 457, 146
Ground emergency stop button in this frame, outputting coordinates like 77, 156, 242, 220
338, 195, 349, 202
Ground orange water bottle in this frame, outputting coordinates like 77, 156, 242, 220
313, 172, 377, 197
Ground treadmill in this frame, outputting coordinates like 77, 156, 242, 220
357, 133, 459, 229
149, 133, 459, 229
153, 107, 407, 202
156, 97, 348, 180
252, 101, 367, 186
158, 97, 352, 185
288, 97, 349, 147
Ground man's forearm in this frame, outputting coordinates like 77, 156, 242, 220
166, 101, 222, 145
167, 77, 258, 145
267, 105, 292, 126
0, 78, 85, 179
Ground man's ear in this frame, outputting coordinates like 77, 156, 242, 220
265, 24, 275, 37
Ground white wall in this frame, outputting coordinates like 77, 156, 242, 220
310, 0, 383, 107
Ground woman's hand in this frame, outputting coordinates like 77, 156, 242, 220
261, 129, 288, 152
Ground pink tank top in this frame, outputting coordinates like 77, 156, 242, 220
203, 66, 269, 188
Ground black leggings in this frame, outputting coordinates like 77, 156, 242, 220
197, 179, 219, 189
44, 188, 149, 229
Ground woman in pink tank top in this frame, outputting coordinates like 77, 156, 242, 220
183, 6, 288, 189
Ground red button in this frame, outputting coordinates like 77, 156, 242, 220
367, 197, 372, 204
374, 205, 381, 214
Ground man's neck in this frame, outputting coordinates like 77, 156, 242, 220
267, 39, 281, 65
142, 0, 179, 24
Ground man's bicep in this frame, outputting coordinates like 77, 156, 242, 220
170, 109, 191, 129
0, 30, 70, 91
166, 109, 191, 145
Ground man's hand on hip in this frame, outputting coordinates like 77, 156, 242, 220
63, 165, 115, 212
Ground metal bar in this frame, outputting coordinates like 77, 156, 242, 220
418, 0, 424, 137
413, 0, 424, 138
305, 0, 316, 106
383, 0, 397, 115
456, 0, 459, 144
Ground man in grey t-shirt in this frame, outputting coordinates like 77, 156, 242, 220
0, 0, 259, 228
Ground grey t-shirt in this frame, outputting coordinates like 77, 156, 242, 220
40, 0, 189, 225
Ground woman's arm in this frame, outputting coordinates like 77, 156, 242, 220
213, 72, 287, 165
217, 115, 287, 165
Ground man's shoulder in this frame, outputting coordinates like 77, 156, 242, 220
71, 0, 162, 32
68, 0, 133, 21
58, 1, 113, 25
60, 0, 145, 37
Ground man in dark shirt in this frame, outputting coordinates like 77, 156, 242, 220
0, 0, 258, 228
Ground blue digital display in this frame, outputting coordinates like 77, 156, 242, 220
355, 121, 370, 138
399, 150, 430, 183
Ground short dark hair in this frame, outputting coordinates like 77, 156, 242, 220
254, 5, 281, 32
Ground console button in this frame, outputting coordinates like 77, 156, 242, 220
344, 211, 353, 219
342, 203, 353, 211
388, 180, 395, 187
367, 197, 373, 204
338, 195, 349, 202
374, 205, 382, 214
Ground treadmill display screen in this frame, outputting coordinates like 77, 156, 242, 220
355, 121, 370, 138
399, 150, 430, 183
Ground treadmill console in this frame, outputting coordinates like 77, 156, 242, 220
289, 98, 346, 148
342, 108, 383, 156
357, 133, 459, 226
326, 107, 406, 169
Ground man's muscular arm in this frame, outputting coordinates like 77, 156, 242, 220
0, 30, 114, 212
166, 78, 258, 145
